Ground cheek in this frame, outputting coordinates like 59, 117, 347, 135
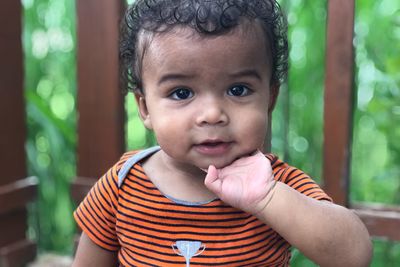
152, 110, 187, 130
237, 110, 269, 145
151, 115, 187, 145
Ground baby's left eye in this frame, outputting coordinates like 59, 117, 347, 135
227, 85, 251, 97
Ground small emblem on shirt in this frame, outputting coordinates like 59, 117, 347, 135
172, 240, 206, 267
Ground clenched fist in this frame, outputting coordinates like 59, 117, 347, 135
204, 151, 276, 216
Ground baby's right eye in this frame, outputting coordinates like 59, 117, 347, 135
169, 88, 194, 100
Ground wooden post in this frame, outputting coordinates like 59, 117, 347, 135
323, 0, 355, 207
72, 0, 125, 201
0, 1, 37, 266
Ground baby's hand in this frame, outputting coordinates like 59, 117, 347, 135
204, 151, 275, 215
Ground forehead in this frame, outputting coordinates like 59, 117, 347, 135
145, 20, 269, 49
140, 21, 272, 79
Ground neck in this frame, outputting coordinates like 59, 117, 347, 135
142, 150, 216, 203
159, 150, 206, 181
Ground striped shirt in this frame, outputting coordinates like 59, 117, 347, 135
74, 150, 332, 266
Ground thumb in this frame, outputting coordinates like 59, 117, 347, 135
204, 165, 221, 194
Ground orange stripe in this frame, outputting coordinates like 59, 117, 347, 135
80, 201, 116, 241
74, 211, 118, 251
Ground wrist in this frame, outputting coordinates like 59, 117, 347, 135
254, 179, 278, 218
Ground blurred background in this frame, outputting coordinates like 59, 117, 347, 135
10, 0, 400, 265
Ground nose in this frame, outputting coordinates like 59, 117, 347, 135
195, 99, 229, 126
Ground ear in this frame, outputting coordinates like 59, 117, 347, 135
268, 83, 280, 113
134, 93, 153, 130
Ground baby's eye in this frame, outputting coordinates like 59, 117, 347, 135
169, 88, 194, 100
227, 85, 252, 97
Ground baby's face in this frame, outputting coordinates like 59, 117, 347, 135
137, 23, 273, 171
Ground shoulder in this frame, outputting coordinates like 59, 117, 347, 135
102, 150, 141, 184
88, 149, 143, 198
265, 153, 310, 183
117, 150, 141, 169
265, 153, 332, 202
117, 146, 161, 187
265, 153, 298, 182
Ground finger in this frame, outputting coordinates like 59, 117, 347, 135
204, 165, 221, 194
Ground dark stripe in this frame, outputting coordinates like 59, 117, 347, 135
84, 195, 115, 237
121, 185, 226, 209
293, 181, 315, 191
123, 175, 158, 191
120, 211, 262, 230
123, 247, 184, 265
263, 239, 291, 262
118, 230, 281, 262
122, 180, 165, 198
283, 167, 299, 179
285, 170, 304, 182
274, 167, 286, 182
132, 164, 147, 176
104, 171, 118, 204
119, 193, 244, 216
278, 167, 292, 181
115, 220, 272, 242
270, 156, 282, 167
301, 186, 320, 195
117, 203, 252, 223
75, 211, 119, 249
117, 217, 263, 237
119, 248, 154, 267
238, 237, 288, 266
116, 225, 275, 252
88, 184, 116, 225
92, 182, 114, 219
116, 223, 273, 244
78, 206, 116, 244
186, 237, 287, 266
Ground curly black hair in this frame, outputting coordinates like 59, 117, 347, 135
120, 0, 288, 93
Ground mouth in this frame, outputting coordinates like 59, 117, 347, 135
193, 140, 233, 155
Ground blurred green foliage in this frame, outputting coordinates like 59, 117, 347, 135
272, 0, 328, 179
22, 0, 400, 265
351, 0, 400, 205
22, 0, 77, 253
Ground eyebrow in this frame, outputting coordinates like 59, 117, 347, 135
157, 73, 195, 86
157, 69, 263, 85
229, 69, 263, 81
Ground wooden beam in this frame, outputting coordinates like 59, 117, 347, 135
352, 204, 400, 241
0, 211, 27, 248
71, 176, 97, 204
76, 0, 125, 179
323, 0, 355, 206
0, 1, 37, 266
0, 177, 38, 215
0, 240, 36, 267
0, 0, 26, 185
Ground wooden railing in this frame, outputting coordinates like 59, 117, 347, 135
70, 0, 126, 205
322, 0, 400, 240
0, 2, 38, 267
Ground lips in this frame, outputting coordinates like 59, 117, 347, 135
194, 140, 233, 155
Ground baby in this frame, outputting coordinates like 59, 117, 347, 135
72, 0, 372, 266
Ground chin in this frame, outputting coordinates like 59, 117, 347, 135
199, 157, 236, 170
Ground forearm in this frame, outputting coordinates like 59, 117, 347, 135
257, 182, 372, 267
